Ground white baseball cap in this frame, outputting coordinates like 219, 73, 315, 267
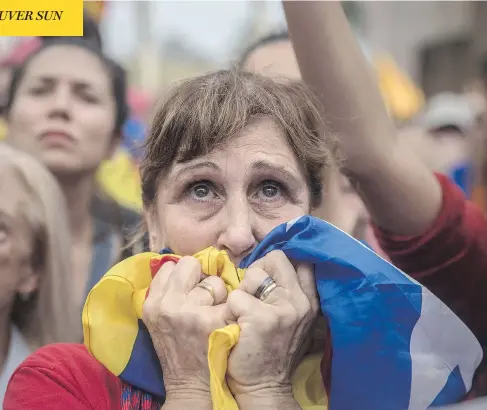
419, 92, 478, 133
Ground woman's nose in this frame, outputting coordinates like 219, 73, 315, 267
47, 87, 72, 120
216, 204, 257, 264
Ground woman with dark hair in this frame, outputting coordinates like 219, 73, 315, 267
4, 38, 139, 310
42, 10, 103, 49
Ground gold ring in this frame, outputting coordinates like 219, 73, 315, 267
254, 277, 277, 301
195, 281, 215, 301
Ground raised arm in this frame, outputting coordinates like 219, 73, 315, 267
282, 2, 487, 361
283, 1, 441, 236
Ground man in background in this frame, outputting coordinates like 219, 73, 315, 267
410, 92, 481, 197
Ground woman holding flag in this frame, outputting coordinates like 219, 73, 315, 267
3, 2, 484, 410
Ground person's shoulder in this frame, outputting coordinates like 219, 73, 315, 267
433, 172, 487, 242
91, 192, 141, 232
374, 172, 483, 247
4, 343, 121, 410
371, 171, 487, 279
18, 343, 105, 370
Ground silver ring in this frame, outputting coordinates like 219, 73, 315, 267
254, 277, 277, 301
195, 281, 215, 302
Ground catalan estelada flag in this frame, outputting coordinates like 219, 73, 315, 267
82, 216, 482, 409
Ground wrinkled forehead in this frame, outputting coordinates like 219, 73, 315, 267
243, 40, 301, 81
167, 118, 306, 181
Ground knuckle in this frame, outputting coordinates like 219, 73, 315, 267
284, 309, 300, 328
142, 299, 155, 324
299, 298, 312, 318
244, 267, 265, 281
244, 266, 258, 277
268, 249, 286, 262
174, 305, 198, 327
143, 299, 170, 327
178, 255, 200, 270
204, 275, 224, 288
275, 304, 299, 328
255, 309, 278, 328
158, 260, 176, 274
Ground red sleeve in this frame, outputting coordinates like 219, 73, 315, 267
3, 344, 122, 410
373, 173, 487, 344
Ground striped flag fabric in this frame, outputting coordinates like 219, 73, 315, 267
83, 215, 482, 409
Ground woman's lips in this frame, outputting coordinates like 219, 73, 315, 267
39, 131, 75, 145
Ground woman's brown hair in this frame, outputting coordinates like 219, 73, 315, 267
141, 69, 337, 211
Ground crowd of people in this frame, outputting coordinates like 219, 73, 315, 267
1, 2, 487, 409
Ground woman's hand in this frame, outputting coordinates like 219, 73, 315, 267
226, 250, 319, 405
142, 256, 229, 403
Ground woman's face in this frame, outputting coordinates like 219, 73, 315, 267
147, 118, 311, 266
6, 46, 117, 178
244, 40, 372, 239
0, 165, 38, 312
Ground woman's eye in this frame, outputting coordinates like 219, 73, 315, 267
262, 184, 279, 198
78, 91, 100, 104
257, 181, 285, 201
28, 86, 49, 96
188, 182, 217, 201
193, 184, 210, 198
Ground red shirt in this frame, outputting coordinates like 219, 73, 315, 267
374, 173, 487, 399
5, 173, 487, 407
3, 344, 122, 409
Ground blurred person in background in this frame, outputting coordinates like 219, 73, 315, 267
0, 10, 101, 129
284, 0, 487, 401
0, 38, 42, 141
49, 8, 145, 213
469, 60, 487, 213
4, 38, 139, 310
0, 64, 9, 139
0, 61, 12, 118
409, 92, 481, 196
42, 10, 103, 49
0, 144, 78, 402
0, 11, 144, 213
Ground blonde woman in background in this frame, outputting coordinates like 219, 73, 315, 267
0, 144, 79, 402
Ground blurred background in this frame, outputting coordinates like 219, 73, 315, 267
2, 1, 487, 211
3, 2, 485, 99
